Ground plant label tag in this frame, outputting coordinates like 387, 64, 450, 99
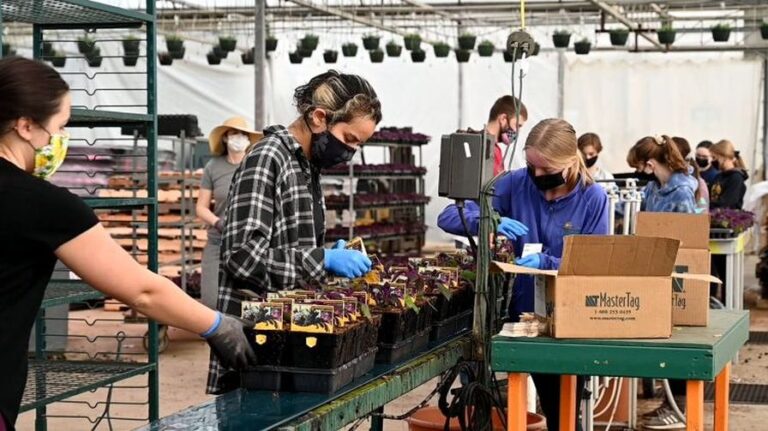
255, 334, 268, 345
305, 336, 317, 348
522, 243, 542, 258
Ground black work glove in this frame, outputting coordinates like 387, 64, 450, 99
203, 313, 257, 370
214, 218, 225, 233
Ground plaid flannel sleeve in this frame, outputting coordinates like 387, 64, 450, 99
221, 144, 325, 291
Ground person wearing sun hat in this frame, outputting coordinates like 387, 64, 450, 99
196, 116, 262, 309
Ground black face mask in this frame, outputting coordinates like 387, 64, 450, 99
528, 166, 566, 191
711, 160, 720, 170
636, 171, 657, 183
585, 156, 598, 168
695, 157, 709, 169
308, 122, 356, 169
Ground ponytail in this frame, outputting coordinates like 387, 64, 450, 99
711, 139, 747, 171
627, 134, 688, 173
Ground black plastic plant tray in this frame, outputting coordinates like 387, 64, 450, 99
377, 308, 418, 344
354, 348, 378, 379
246, 329, 291, 366
376, 328, 430, 364
240, 365, 284, 391
288, 322, 363, 369
430, 310, 473, 343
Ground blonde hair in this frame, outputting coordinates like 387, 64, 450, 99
710, 139, 746, 170
293, 70, 382, 125
524, 118, 593, 187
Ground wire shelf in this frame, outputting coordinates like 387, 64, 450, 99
69, 109, 153, 127
43, 281, 103, 308
1, 0, 153, 27
83, 197, 156, 209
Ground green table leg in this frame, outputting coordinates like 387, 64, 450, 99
370, 407, 384, 431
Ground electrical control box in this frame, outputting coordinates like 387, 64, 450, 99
438, 131, 495, 200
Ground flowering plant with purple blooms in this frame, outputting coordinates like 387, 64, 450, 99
710, 208, 755, 234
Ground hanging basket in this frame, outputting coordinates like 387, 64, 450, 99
42, 41, 54, 56
51, 53, 67, 68
369, 49, 384, 63
301, 35, 319, 51
219, 37, 237, 52
122, 39, 140, 53
657, 29, 676, 45
433, 43, 450, 58
552, 33, 571, 48
531, 42, 540, 56
574, 41, 592, 55
386, 43, 402, 57
410, 49, 426, 63
77, 38, 96, 54
711, 27, 731, 42
323, 50, 338, 63
166, 38, 184, 53
212, 45, 228, 59
342, 43, 358, 57
404, 34, 422, 51
158, 52, 173, 66
458, 34, 476, 50
761, 24, 768, 40
609, 30, 629, 46
477, 42, 494, 57
503, 51, 514, 63
169, 47, 185, 59
455, 49, 471, 63
266, 37, 278, 52
241, 49, 255, 65
362, 35, 380, 50
206, 51, 222, 65
122, 54, 139, 67
289, 51, 303, 64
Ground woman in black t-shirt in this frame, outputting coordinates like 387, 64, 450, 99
709, 139, 749, 209
0, 58, 256, 430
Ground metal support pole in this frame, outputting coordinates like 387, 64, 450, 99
557, 50, 565, 118
370, 407, 384, 431
254, 0, 266, 129
763, 54, 768, 180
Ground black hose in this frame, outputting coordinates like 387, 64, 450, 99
456, 200, 478, 255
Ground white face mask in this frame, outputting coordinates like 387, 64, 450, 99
226, 133, 250, 153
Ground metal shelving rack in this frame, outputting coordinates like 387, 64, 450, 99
1, 0, 159, 429
323, 138, 428, 255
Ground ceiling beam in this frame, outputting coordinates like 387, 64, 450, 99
588, 0, 665, 50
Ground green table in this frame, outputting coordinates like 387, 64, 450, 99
492, 310, 749, 431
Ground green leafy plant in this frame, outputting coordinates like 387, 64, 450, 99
711, 23, 731, 42
362, 34, 380, 50
410, 48, 426, 62
369, 48, 384, 63
300, 34, 319, 51
433, 42, 451, 58
609, 28, 630, 46
219, 35, 238, 52
477, 40, 495, 57
323, 49, 338, 64
122, 36, 140, 53
404, 33, 421, 51
552, 30, 572, 48
386, 40, 402, 57
342, 42, 358, 57
657, 24, 676, 45
458, 33, 477, 50
455, 49, 471, 63
77, 35, 97, 54
165, 34, 184, 53
574, 38, 592, 55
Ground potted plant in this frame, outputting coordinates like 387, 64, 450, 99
458, 33, 476, 50
477, 40, 495, 57
386, 41, 402, 57
219, 35, 237, 52
301, 34, 319, 51
657, 24, 676, 45
212, 45, 228, 59
51, 51, 67, 68
762, 22, 768, 40
455, 49, 471, 63
165, 34, 184, 53
404, 34, 421, 51
289, 51, 303, 64
433, 42, 450, 58
711, 23, 731, 42
77, 35, 97, 54
1, 43, 9, 56
123, 52, 139, 67
503, 50, 514, 63
342, 42, 358, 57
266, 35, 278, 52
206, 50, 222, 65
531, 41, 541, 56
323, 49, 338, 63
158, 52, 173, 66
609, 28, 629, 46
297, 43, 314, 58
369, 48, 385, 63
41, 41, 54, 57
122, 36, 140, 54
85, 47, 102, 67
410, 48, 426, 63
362, 34, 380, 50
574, 38, 592, 55
241, 48, 254, 65
552, 30, 571, 48
169, 47, 185, 59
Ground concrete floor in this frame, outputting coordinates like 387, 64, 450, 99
15, 255, 768, 431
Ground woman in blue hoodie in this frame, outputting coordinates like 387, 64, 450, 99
438, 118, 609, 431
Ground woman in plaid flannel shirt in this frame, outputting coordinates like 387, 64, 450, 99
207, 71, 383, 393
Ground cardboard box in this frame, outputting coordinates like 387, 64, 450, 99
636, 213, 711, 326
493, 235, 718, 339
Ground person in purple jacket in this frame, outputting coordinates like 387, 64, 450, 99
438, 118, 609, 431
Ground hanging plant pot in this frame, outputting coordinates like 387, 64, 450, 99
77, 36, 96, 54
455, 49, 471, 63
289, 51, 303, 64
761, 23, 768, 40
122, 38, 140, 54
122, 54, 139, 67
342, 43, 358, 57
458, 34, 476, 50
169, 47, 185, 59
369, 49, 384, 63
266, 36, 278, 52
1, 43, 10, 55
213, 45, 228, 59
41, 41, 54, 56
574, 40, 592, 55
323, 50, 338, 64
386, 42, 402, 57
404, 34, 421, 51
657, 28, 676, 45
298, 44, 313, 58
477, 41, 495, 57
410, 48, 426, 63
433, 42, 450, 58
206, 50, 222, 65
242, 49, 254, 65
301, 34, 319, 51
219, 36, 237, 52
362, 35, 380, 50
531, 42, 541, 56
711, 25, 731, 42
51, 52, 67, 68
503, 50, 514, 63
609, 29, 629, 46
166, 36, 184, 53
552, 32, 571, 48
158, 52, 173, 66
86, 54, 103, 68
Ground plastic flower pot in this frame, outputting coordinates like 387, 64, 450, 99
362, 35, 380, 50
266, 36, 278, 52
711, 26, 731, 42
433, 43, 450, 58
609, 29, 629, 46
165, 37, 184, 53
169, 47, 185, 59
762, 23, 768, 40
503, 50, 514, 63
41, 41, 54, 56
404, 34, 421, 51
77, 37, 96, 54
122, 38, 140, 54
289, 51, 303, 64
369, 49, 384, 63
386, 43, 402, 57
323, 50, 338, 64
657, 28, 676, 45
531, 42, 541, 56
458, 34, 476, 50
2, 43, 10, 55
51, 53, 67, 68
574, 40, 592, 55
301, 35, 319, 51
477, 41, 494, 57
219, 36, 237, 52
206, 51, 222, 65
158, 52, 173, 66
342, 43, 358, 57
298, 45, 313, 58
552, 32, 571, 48
86, 55, 103, 68
411, 48, 426, 63
122, 54, 139, 67
241, 49, 254, 65
212, 45, 228, 59
455, 49, 471, 63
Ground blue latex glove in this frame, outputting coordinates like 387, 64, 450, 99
333, 239, 347, 249
497, 217, 529, 240
516, 253, 542, 269
324, 249, 372, 278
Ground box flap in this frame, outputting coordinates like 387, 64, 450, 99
491, 261, 558, 277
560, 235, 680, 276
671, 272, 722, 284
636, 213, 710, 250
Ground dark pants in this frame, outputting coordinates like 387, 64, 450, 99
531, 373, 586, 431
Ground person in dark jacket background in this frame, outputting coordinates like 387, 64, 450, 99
695, 140, 720, 185
709, 139, 748, 209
